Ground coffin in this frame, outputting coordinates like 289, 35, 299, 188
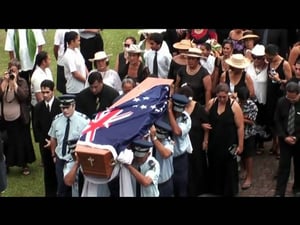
75, 144, 115, 178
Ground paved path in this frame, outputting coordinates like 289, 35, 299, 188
237, 141, 294, 197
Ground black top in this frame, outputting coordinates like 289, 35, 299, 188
75, 84, 119, 119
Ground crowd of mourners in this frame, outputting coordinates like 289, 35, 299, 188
1, 29, 300, 197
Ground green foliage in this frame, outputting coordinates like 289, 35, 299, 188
0, 29, 139, 197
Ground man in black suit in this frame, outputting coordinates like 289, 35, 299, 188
254, 29, 289, 59
75, 71, 119, 119
75, 71, 120, 196
274, 81, 300, 197
33, 80, 61, 197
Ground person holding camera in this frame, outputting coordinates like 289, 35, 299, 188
0, 59, 35, 176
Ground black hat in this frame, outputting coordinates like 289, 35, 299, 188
132, 139, 153, 157
171, 93, 189, 112
58, 94, 76, 107
154, 119, 172, 134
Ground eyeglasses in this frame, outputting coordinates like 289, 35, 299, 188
252, 55, 264, 60
123, 43, 130, 48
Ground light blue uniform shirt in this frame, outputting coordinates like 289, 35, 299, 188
173, 111, 192, 157
48, 111, 90, 161
155, 138, 174, 184
132, 156, 160, 197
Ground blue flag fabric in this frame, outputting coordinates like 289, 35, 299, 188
80, 84, 170, 154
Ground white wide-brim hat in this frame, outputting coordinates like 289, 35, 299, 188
125, 44, 144, 54
251, 44, 265, 56
89, 51, 112, 62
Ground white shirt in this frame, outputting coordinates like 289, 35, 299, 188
5, 29, 46, 71
62, 47, 87, 94
53, 29, 79, 66
31, 66, 53, 106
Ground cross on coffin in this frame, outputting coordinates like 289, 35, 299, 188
88, 156, 95, 167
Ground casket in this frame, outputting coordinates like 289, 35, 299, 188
75, 144, 115, 178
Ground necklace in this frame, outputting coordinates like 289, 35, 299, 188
254, 66, 261, 75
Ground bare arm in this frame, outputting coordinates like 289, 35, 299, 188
125, 164, 153, 187
53, 45, 59, 60
64, 160, 80, 186
203, 75, 212, 107
283, 60, 292, 82
232, 101, 244, 155
219, 71, 226, 83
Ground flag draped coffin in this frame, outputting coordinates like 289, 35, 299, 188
75, 78, 173, 178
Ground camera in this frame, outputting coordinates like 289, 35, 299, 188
8, 69, 14, 80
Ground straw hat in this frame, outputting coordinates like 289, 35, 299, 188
89, 51, 112, 62
225, 54, 250, 69
239, 30, 259, 41
182, 47, 203, 58
125, 44, 144, 54
173, 39, 195, 50
251, 44, 265, 56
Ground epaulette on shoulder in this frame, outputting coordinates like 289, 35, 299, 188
53, 113, 63, 121
78, 112, 89, 120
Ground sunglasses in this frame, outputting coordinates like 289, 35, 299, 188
123, 43, 130, 48
252, 55, 264, 60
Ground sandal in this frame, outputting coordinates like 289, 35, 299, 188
241, 182, 252, 190
22, 167, 30, 176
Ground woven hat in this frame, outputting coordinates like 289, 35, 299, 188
89, 51, 112, 62
125, 44, 144, 54
173, 39, 195, 50
239, 30, 259, 41
225, 54, 250, 69
182, 47, 203, 58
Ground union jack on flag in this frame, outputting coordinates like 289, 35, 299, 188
79, 78, 172, 154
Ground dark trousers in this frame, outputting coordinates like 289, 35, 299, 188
40, 143, 57, 197
173, 153, 188, 197
56, 65, 66, 94
80, 33, 104, 71
158, 176, 174, 197
55, 158, 72, 197
275, 138, 300, 196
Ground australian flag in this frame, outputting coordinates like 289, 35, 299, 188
79, 78, 172, 154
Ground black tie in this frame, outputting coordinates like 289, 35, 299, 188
96, 97, 100, 111
46, 103, 50, 112
136, 166, 141, 197
153, 51, 158, 76
62, 118, 70, 156
287, 104, 295, 135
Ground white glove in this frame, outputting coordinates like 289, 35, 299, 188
117, 149, 134, 165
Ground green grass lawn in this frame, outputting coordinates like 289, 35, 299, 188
0, 29, 139, 197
